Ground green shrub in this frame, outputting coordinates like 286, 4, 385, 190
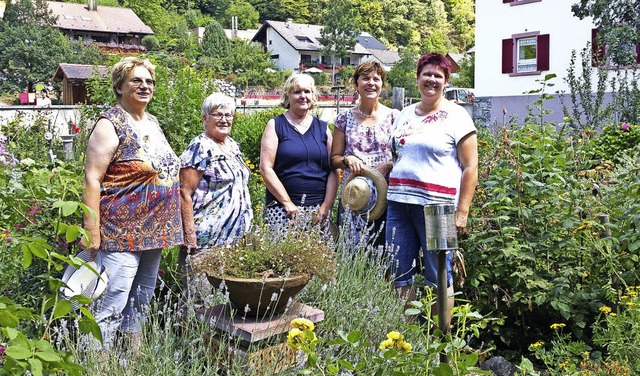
588, 122, 640, 162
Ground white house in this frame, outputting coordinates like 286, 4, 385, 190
251, 20, 399, 72
474, 0, 637, 126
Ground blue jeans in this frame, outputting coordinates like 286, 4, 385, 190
92, 249, 162, 349
385, 201, 452, 288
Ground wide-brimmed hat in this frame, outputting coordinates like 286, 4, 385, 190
340, 167, 388, 221
61, 250, 109, 305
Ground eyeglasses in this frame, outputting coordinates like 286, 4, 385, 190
128, 78, 156, 87
208, 113, 234, 121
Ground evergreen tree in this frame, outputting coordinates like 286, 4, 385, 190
443, 0, 475, 53
387, 47, 420, 97
201, 20, 230, 57
224, 0, 260, 29
420, 0, 454, 54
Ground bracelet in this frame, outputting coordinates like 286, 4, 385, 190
342, 155, 348, 167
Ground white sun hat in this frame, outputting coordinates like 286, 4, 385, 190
60, 250, 109, 305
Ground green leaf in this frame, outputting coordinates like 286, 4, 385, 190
433, 362, 454, 376
22, 244, 33, 268
60, 201, 79, 217
5, 344, 33, 360
78, 315, 102, 343
346, 330, 361, 344
5, 327, 19, 339
28, 358, 43, 376
338, 359, 354, 370
326, 364, 339, 374
27, 242, 47, 259
0, 311, 19, 328
65, 225, 82, 243
35, 350, 62, 362
53, 300, 72, 319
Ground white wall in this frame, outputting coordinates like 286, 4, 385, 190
475, 0, 595, 97
267, 29, 300, 71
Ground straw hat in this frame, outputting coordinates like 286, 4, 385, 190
340, 167, 388, 221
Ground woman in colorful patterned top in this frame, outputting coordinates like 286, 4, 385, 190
82, 57, 183, 353
260, 73, 338, 230
331, 61, 399, 249
179, 93, 253, 266
386, 53, 478, 320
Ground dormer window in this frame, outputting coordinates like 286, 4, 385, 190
295, 36, 312, 43
64, 15, 75, 20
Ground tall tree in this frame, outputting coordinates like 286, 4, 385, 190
443, 0, 475, 53
224, 0, 260, 29
0, 0, 101, 94
387, 47, 420, 98
572, 0, 640, 66
249, 0, 310, 22
319, 0, 360, 83
421, 0, 454, 54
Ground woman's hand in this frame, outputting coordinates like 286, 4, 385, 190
314, 203, 331, 225
455, 210, 468, 238
283, 202, 299, 219
345, 155, 365, 175
80, 229, 101, 260
373, 161, 393, 178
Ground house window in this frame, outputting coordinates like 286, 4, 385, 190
591, 28, 640, 68
269, 40, 272, 45
503, 0, 542, 5
502, 32, 549, 75
270, 54, 279, 59
342, 57, 351, 66
295, 36, 313, 43
301, 54, 312, 65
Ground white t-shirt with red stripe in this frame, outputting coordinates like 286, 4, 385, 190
387, 100, 476, 206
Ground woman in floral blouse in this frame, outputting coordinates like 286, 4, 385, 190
331, 61, 399, 249
179, 93, 253, 271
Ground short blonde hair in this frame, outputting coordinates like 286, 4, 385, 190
111, 57, 156, 99
280, 73, 318, 109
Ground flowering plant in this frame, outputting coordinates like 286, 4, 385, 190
193, 221, 336, 282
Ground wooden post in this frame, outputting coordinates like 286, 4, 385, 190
436, 250, 449, 364
392, 87, 404, 110
598, 214, 611, 238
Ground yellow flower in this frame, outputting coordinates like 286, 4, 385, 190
628, 291, 638, 297
550, 323, 566, 330
529, 341, 544, 349
379, 339, 394, 350
626, 302, 638, 307
621, 295, 629, 300
397, 340, 412, 353
287, 328, 304, 350
609, 313, 617, 317
291, 318, 315, 331
559, 360, 569, 369
599, 306, 612, 314
386, 331, 404, 341
582, 351, 590, 359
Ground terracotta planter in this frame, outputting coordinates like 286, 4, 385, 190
207, 273, 311, 316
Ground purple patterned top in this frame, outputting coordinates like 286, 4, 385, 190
334, 107, 399, 183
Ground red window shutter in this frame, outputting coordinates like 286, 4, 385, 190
537, 34, 550, 71
503, 0, 513, 3
636, 42, 640, 65
502, 38, 514, 73
591, 28, 605, 66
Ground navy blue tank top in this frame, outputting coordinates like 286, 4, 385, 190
265, 114, 330, 207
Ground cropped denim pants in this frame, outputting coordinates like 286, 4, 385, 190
386, 200, 453, 288
92, 249, 162, 349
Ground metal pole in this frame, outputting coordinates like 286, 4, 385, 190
436, 251, 449, 364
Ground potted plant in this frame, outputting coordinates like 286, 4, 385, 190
192, 222, 336, 317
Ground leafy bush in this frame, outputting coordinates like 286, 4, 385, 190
588, 122, 640, 162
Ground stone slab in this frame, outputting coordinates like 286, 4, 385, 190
196, 302, 324, 343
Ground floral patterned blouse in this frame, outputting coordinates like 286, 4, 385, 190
334, 107, 399, 184
180, 133, 253, 248
98, 106, 183, 252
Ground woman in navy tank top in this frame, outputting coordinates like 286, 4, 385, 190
259, 73, 338, 231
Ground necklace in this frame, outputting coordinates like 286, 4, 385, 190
356, 105, 376, 118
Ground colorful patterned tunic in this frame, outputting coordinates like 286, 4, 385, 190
98, 106, 183, 252
180, 133, 253, 248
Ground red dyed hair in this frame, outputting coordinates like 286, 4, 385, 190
416, 53, 451, 82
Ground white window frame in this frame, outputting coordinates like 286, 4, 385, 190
516, 36, 538, 73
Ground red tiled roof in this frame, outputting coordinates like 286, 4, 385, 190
53, 63, 109, 81
47, 1, 153, 35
